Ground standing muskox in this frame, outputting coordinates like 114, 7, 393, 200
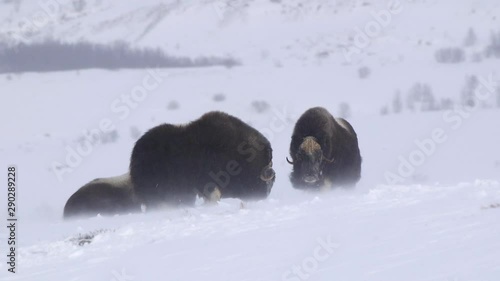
63, 173, 141, 219
130, 111, 276, 209
287, 107, 361, 189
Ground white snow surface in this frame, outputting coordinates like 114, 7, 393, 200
1, 0, 500, 280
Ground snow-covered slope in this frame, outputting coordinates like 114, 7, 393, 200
0, 0, 500, 280
2, 0, 500, 64
1, 65, 499, 280
3, 181, 500, 281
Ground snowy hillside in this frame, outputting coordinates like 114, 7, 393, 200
1, 0, 500, 280
2, 0, 500, 64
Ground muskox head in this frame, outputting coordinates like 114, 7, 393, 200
287, 137, 334, 186
199, 160, 275, 202
260, 161, 276, 194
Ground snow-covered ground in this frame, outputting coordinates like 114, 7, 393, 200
1, 0, 500, 280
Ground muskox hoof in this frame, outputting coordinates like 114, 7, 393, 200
201, 186, 222, 205
63, 173, 141, 219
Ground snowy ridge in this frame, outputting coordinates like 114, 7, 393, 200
2, 0, 500, 64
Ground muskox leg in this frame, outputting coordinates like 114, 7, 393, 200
320, 178, 334, 193
198, 185, 222, 204
207, 187, 222, 204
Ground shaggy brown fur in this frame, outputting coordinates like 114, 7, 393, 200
289, 107, 362, 189
63, 173, 141, 219
130, 111, 275, 209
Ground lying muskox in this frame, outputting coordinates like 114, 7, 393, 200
130, 111, 276, 209
287, 107, 362, 190
63, 173, 141, 219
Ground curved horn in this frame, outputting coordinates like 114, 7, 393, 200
323, 155, 334, 163
260, 162, 275, 181
286, 157, 294, 165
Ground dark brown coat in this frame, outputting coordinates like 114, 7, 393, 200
289, 107, 361, 189
130, 111, 275, 209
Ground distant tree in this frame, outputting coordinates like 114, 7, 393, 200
72, 0, 86, 12
392, 91, 403, 114
421, 90, 437, 111
461, 75, 479, 107
380, 106, 389, 116
213, 93, 226, 102
497, 87, 500, 108
440, 98, 454, 111
130, 126, 142, 140
435, 47, 465, 63
485, 30, 500, 58
406, 92, 415, 112
338, 102, 352, 119
100, 130, 119, 144
464, 28, 477, 47
471, 52, 483, 63
358, 66, 371, 79
408, 82, 436, 112
0, 1, 20, 15
167, 101, 180, 110
252, 100, 270, 113
0, 40, 239, 74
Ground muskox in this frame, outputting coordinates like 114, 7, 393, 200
130, 111, 275, 209
287, 107, 361, 189
63, 173, 141, 219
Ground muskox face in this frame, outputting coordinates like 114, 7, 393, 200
260, 161, 276, 195
288, 137, 333, 187
201, 159, 275, 202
